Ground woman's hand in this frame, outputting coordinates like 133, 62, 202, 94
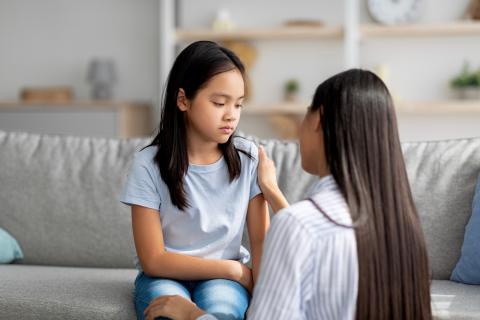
257, 145, 279, 195
144, 295, 206, 320
257, 146, 289, 213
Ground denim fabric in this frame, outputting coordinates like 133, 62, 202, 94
134, 272, 249, 320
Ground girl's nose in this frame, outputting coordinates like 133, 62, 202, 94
224, 106, 238, 121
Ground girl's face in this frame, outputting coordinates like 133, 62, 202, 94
299, 107, 328, 176
178, 68, 244, 144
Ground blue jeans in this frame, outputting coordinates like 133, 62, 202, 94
134, 272, 250, 320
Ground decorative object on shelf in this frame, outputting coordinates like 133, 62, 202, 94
283, 19, 324, 27
467, 0, 480, 20
222, 41, 257, 100
372, 63, 401, 102
450, 62, 480, 100
86, 58, 117, 100
284, 79, 300, 102
367, 0, 426, 25
212, 8, 235, 31
0, 101, 153, 138
20, 86, 74, 103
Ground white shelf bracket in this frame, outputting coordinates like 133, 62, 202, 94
159, 0, 175, 111
344, 0, 361, 69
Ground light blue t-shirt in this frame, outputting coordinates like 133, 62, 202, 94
120, 137, 262, 269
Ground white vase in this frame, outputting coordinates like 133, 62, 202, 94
457, 87, 480, 100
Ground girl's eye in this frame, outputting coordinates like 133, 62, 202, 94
235, 104, 243, 109
213, 102, 224, 107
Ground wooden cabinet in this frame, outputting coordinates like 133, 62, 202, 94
0, 101, 154, 138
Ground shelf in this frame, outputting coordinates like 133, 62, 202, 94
0, 100, 150, 110
243, 102, 308, 115
241, 100, 480, 116
175, 21, 480, 43
396, 100, 480, 114
0, 100, 154, 138
361, 21, 480, 38
176, 26, 343, 42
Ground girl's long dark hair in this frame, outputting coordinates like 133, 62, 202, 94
311, 69, 431, 319
147, 41, 247, 210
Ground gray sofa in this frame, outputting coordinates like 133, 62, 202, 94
0, 130, 479, 319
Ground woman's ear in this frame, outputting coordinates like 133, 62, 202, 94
176, 88, 189, 111
313, 108, 322, 132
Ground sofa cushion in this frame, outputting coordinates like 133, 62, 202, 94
402, 138, 480, 280
451, 174, 480, 284
0, 131, 147, 268
431, 280, 480, 319
0, 228, 23, 263
0, 265, 137, 320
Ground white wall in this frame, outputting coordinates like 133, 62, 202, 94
0, 0, 159, 101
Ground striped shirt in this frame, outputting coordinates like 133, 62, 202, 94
198, 175, 359, 320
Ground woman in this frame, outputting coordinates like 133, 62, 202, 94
143, 69, 432, 320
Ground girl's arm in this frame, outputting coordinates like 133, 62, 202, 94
131, 205, 253, 291
246, 194, 270, 285
257, 146, 289, 213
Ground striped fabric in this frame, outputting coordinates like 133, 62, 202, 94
198, 175, 359, 320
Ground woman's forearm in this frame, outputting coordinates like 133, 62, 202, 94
263, 185, 289, 214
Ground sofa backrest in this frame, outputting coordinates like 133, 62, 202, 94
0, 131, 145, 268
0, 131, 479, 280
402, 138, 480, 279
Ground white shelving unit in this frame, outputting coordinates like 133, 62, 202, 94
159, 0, 480, 118
174, 19, 480, 115
175, 20, 480, 41
160, 0, 362, 88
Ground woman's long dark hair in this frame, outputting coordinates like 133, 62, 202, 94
311, 69, 431, 319
147, 41, 247, 210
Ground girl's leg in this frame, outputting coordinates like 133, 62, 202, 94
134, 272, 191, 320
193, 279, 250, 320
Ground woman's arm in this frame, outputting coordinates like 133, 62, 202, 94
131, 205, 252, 290
257, 146, 289, 213
246, 194, 270, 285
247, 212, 313, 319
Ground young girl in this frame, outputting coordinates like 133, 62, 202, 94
120, 41, 270, 320
143, 69, 432, 320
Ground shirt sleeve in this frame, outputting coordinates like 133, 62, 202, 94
249, 143, 262, 200
119, 152, 161, 210
247, 210, 313, 319
196, 315, 218, 320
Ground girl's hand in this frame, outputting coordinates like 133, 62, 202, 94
257, 145, 279, 196
228, 260, 253, 293
144, 295, 206, 320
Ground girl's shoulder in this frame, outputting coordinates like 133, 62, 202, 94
133, 145, 159, 167
233, 136, 258, 161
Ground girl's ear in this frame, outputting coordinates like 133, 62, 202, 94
176, 88, 189, 111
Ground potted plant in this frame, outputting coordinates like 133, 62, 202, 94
450, 62, 480, 99
284, 79, 299, 102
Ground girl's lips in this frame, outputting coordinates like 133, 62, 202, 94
220, 127, 234, 134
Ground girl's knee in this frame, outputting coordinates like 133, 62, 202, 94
194, 279, 249, 320
134, 273, 191, 319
